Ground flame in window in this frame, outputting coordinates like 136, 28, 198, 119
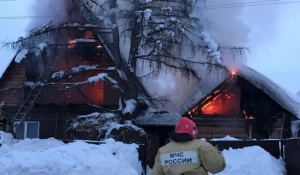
68, 39, 75, 49
243, 110, 255, 120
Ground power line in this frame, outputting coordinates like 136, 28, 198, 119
195, 0, 300, 10
204, 0, 280, 8
0, 15, 64, 20
0, 0, 300, 20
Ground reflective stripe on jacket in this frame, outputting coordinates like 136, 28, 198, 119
152, 139, 226, 175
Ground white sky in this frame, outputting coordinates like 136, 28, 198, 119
243, 2, 300, 93
0, 1, 30, 76
0, 0, 299, 94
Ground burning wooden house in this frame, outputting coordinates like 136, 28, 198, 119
0, 39, 110, 139
0, 2, 151, 140
135, 65, 300, 166
181, 66, 300, 140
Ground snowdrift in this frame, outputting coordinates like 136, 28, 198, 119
212, 146, 286, 175
0, 132, 287, 175
202, 136, 286, 175
0, 132, 141, 175
209, 135, 241, 141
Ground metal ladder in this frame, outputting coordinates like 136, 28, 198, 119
10, 47, 63, 134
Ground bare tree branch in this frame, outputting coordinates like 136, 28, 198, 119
138, 95, 172, 107
136, 56, 200, 80
86, 103, 120, 113
50, 65, 117, 81
4, 22, 110, 50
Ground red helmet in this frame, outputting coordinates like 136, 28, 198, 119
175, 117, 198, 139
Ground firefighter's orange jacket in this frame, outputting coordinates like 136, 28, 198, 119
152, 139, 226, 175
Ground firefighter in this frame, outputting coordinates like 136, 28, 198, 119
0, 101, 9, 131
0, 101, 15, 138
152, 117, 226, 175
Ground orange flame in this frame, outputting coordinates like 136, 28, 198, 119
68, 39, 75, 49
213, 89, 220, 94
243, 110, 255, 120
225, 93, 233, 99
231, 70, 236, 75
201, 95, 212, 104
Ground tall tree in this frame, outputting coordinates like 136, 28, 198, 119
2, 0, 247, 141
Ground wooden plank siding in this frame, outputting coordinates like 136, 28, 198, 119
193, 117, 249, 139
7, 105, 109, 139
0, 62, 26, 106
193, 117, 286, 140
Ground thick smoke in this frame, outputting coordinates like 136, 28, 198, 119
150, 0, 251, 111
26, 0, 252, 111
26, 0, 68, 32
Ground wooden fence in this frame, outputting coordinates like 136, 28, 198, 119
283, 139, 300, 175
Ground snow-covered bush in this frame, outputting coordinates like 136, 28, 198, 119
105, 122, 147, 144
66, 112, 147, 144
66, 112, 119, 140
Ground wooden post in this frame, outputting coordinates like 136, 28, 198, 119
280, 113, 285, 139
249, 124, 252, 140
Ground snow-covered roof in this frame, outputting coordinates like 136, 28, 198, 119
180, 65, 300, 119
0, 55, 15, 79
239, 65, 300, 119
177, 89, 205, 116
136, 65, 300, 126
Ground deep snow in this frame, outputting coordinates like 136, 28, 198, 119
204, 136, 286, 175
211, 146, 286, 175
0, 132, 287, 175
0, 132, 142, 175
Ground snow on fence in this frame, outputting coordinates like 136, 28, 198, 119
207, 139, 300, 175
209, 140, 281, 158
61, 140, 148, 175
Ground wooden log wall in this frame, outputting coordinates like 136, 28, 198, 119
239, 76, 291, 139
33, 43, 119, 107
0, 62, 26, 107
193, 117, 249, 139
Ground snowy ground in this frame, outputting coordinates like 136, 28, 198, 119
0, 132, 143, 175
0, 132, 286, 175
205, 136, 287, 175
212, 146, 286, 175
